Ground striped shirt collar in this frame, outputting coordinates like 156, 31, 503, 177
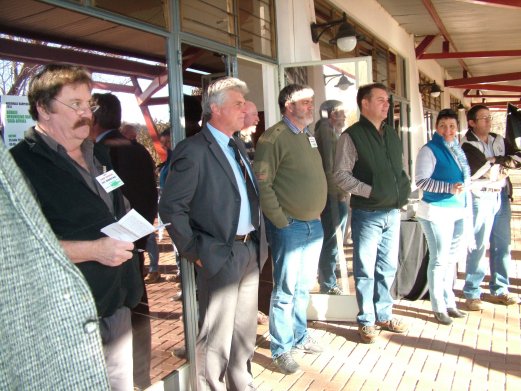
283, 115, 309, 135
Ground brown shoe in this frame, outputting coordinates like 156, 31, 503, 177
465, 298, 483, 311
489, 293, 518, 306
257, 311, 269, 325
375, 318, 408, 333
165, 272, 180, 283
358, 325, 377, 344
144, 271, 161, 284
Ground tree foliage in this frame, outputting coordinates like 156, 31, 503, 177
0, 61, 40, 96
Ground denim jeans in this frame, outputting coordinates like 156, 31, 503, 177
318, 195, 348, 292
351, 208, 400, 326
265, 217, 323, 358
146, 233, 160, 273
464, 188, 511, 298
418, 216, 464, 313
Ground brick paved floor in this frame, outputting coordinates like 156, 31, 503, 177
145, 171, 521, 390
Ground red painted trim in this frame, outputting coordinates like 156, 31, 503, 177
420, 50, 521, 59
415, 35, 436, 58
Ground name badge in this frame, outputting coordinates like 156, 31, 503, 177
308, 136, 318, 148
96, 169, 124, 193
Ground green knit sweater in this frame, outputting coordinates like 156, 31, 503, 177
254, 120, 327, 228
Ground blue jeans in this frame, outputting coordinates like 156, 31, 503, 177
351, 208, 400, 326
266, 217, 323, 358
418, 216, 464, 313
146, 233, 160, 272
464, 188, 511, 298
318, 195, 348, 292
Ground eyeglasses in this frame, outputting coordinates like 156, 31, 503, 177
476, 115, 492, 122
53, 98, 99, 115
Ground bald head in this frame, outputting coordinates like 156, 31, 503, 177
242, 101, 259, 134
120, 124, 138, 140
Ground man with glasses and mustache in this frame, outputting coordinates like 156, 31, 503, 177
461, 104, 521, 310
10, 64, 143, 391
254, 84, 327, 374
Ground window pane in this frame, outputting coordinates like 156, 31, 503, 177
375, 45, 388, 86
238, 0, 275, 58
180, 0, 236, 46
94, 0, 167, 28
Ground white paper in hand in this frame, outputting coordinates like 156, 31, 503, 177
101, 209, 155, 242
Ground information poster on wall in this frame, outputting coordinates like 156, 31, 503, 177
1, 95, 34, 148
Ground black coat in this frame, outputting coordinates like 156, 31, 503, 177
98, 130, 158, 249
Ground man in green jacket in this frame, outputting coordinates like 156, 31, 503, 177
254, 84, 327, 374
334, 83, 410, 344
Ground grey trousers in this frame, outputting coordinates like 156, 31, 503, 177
99, 306, 133, 391
196, 239, 259, 391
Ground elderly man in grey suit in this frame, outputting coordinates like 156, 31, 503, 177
159, 76, 268, 390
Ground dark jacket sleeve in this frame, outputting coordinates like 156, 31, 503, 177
461, 142, 488, 176
496, 137, 521, 169
158, 141, 199, 263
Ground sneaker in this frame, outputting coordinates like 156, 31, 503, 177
465, 298, 483, 311
293, 336, 323, 354
376, 318, 408, 333
320, 286, 343, 295
489, 293, 518, 306
171, 291, 182, 301
358, 325, 377, 344
273, 352, 301, 374
144, 271, 161, 284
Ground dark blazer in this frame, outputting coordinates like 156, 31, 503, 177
158, 126, 268, 278
98, 130, 158, 224
10, 128, 143, 318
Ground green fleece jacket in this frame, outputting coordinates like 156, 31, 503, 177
348, 116, 411, 209
254, 120, 327, 228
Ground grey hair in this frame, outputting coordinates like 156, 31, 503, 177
319, 100, 344, 119
202, 77, 249, 120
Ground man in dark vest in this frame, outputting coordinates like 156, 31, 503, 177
10, 64, 143, 391
334, 82, 411, 344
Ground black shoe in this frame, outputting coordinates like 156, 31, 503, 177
447, 308, 466, 318
434, 312, 453, 325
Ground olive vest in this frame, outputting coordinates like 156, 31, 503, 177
347, 116, 410, 209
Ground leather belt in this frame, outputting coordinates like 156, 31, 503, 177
234, 233, 252, 242
480, 187, 501, 193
